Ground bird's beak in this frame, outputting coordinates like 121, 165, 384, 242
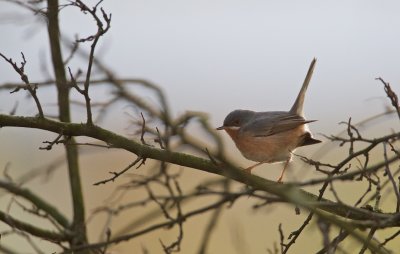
216, 126, 225, 130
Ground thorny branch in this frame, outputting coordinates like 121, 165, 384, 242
383, 142, 400, 212
1, 74, 400, 253
93, 157, 146, 186
1, 1, 400, 253
69, 0, 112, 125
62, 193, 243, 253
376, 77, 400, 120
0, 52, 44, 118
276, 81, 400, 253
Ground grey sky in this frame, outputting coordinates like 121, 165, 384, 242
1, 1, 399, 134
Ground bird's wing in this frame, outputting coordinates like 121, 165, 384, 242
241, 112, 316, 137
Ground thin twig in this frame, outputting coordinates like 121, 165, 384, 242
154, 127, 165, 149
359, 228, 376, 254
140, 112, 147, 145
70, 0, 112, 125
376, 77, 400, 120
63, 193, 242, 253
0, 52, 44, 118
383, 142, 400, 212
93, 157, 144, 185
278, 223, 285, 254
39, 133, 64, 150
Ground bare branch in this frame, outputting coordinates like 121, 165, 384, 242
0, 52, 44, 118
69, 0, 112, 125
0, 180, 70, 228
376, 77, 400, 120
0, 210, 69, 242
93, 157, 144, 185
382, 142, 400, 212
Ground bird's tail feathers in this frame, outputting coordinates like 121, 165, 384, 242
289, 58, 317, 116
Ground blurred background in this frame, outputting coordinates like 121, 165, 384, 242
1, 0, 400, 253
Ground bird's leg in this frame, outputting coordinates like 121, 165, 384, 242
277, 158, 291, 183
244, 161, 266, 174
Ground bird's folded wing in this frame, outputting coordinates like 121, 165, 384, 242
241, 113, 316, 137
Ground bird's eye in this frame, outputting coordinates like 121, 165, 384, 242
233, 119, 240, 125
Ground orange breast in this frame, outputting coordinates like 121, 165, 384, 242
225, 126, 306, 163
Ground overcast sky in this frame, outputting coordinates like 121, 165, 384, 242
1, 0, 400, 135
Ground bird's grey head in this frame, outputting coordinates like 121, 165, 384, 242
217, 110, 255, 130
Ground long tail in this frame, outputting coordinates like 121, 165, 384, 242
289, 58, 317, 116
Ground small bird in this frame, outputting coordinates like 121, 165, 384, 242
217, 59, 321, 182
